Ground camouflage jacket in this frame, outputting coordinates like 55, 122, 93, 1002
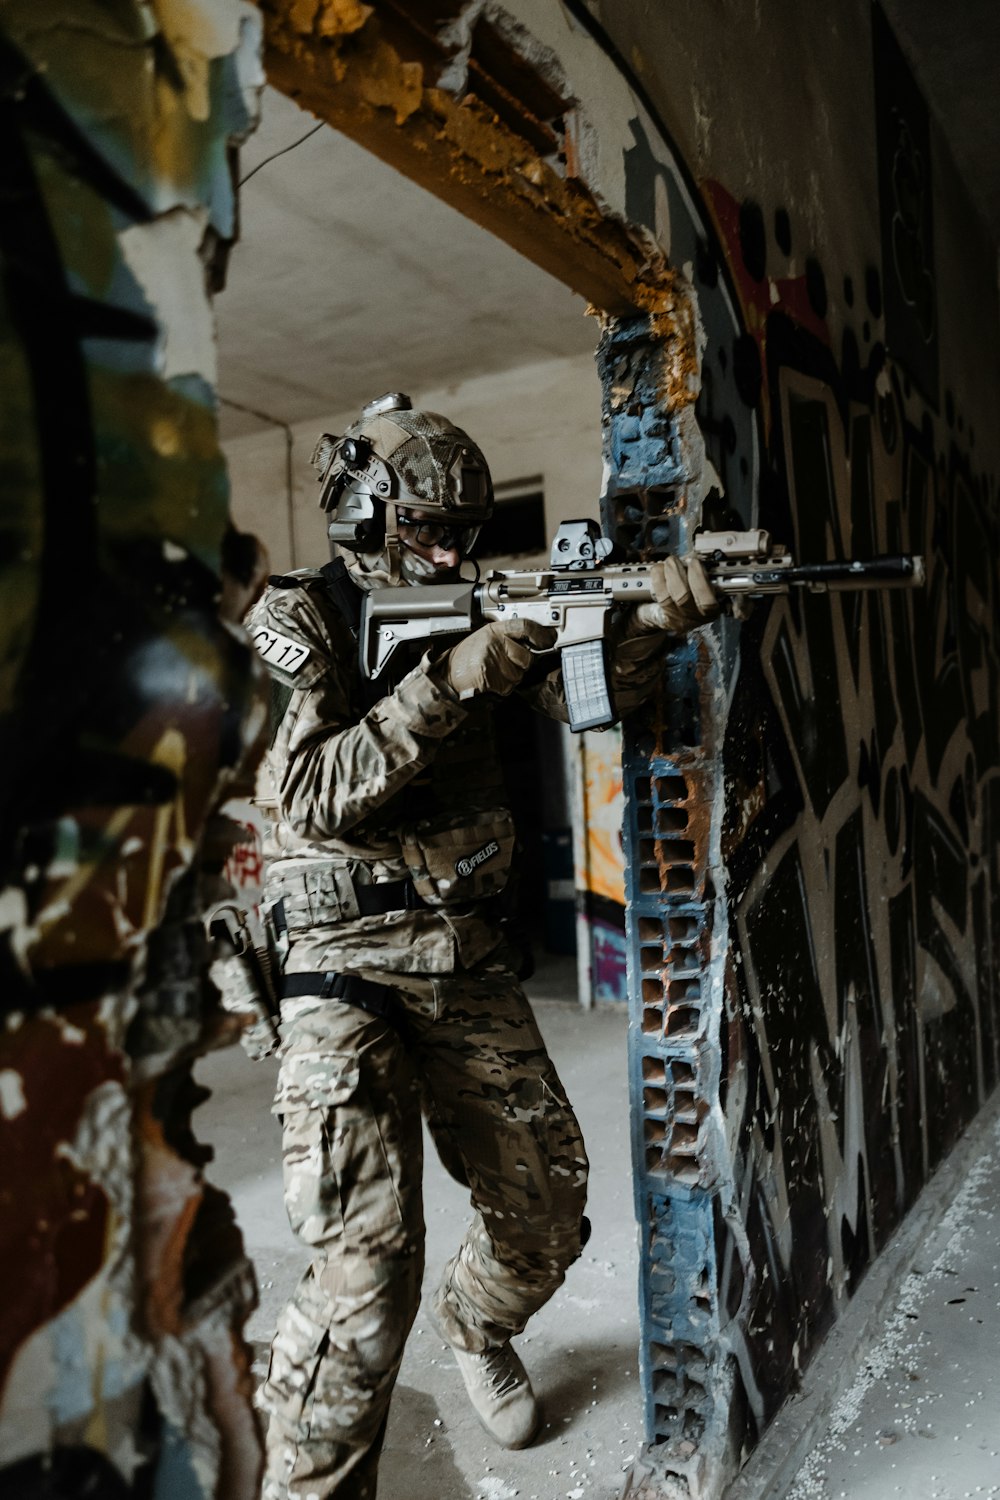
245, 564, 669, 977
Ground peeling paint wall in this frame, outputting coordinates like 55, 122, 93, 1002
0, 2, 266, 1493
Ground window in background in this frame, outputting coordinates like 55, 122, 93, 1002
475, 478, 546, 560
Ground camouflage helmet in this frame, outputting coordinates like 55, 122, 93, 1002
312, 393, 493, 577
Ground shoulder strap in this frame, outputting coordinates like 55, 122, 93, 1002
319, 557, 362, 637
319, 557, 389, 712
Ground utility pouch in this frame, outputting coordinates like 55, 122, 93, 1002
265, 862, 361, 931
400, 809, 516, 905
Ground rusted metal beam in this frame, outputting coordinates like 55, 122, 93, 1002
260, 0, 665, 317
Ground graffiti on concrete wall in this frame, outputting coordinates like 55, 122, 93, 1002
0, 3, 267, 1494
596, 5, 998, 1492
708, 171, 998, 1423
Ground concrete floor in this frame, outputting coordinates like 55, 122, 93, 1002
196, 958, 644, 1500
198, 963, 1000, 1500
783, 1110, 1000, 1500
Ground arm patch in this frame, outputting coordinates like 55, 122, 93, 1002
246, 578, 343, 690
251, 622, 312, 676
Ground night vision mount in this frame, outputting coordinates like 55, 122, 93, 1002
311, 394, 414, 547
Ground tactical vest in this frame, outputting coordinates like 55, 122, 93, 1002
267, 561, 508, 843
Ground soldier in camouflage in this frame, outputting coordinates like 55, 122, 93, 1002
245, 393, 718, 1498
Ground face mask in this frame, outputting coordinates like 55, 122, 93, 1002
345, 544, 452, 589
399, 546, 440, 584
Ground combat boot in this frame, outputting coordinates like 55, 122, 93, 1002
451, 1341, 541, 1449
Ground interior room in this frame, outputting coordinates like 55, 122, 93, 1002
200, 78, 642, 1499
3, 4, 999, 1499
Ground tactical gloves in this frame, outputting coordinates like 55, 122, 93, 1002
632, 555, 721, 634
432, 555, 716, 708
439, 619, 557, 699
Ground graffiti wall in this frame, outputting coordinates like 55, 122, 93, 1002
587, 0, 1000, 1492
0, 2, 266, 1493
711, 197, 999, 1425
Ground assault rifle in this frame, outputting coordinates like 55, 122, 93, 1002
360, 521, 925, 733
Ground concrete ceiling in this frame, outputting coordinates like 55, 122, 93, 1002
879, 0, 1000, 244
217, 9, 999, 443
215, 87, 596, 440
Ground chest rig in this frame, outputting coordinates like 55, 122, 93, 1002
264, 559, 512, 1039
294, 559, 507, 822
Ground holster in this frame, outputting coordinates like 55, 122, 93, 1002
207, 903, 281, 1061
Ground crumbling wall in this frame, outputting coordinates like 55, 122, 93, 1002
585, 0, 1000, 1487
0, 3, 267, 1493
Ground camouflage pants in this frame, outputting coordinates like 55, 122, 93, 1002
259, 951, 589, 1500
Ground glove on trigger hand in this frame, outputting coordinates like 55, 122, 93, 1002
441, 619, 557, 700
633, 555, 721, 635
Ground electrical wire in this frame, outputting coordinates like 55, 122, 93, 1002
239, 122, 325, 186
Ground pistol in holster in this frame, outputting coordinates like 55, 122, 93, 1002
208, 902, 281, 1061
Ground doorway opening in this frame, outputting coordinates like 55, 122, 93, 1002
200, 70, 647, 1494
216, 83, 605, 974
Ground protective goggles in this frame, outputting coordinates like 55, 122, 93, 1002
396, 512, 480, 554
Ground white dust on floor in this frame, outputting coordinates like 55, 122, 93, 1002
787, 1118, 1000, 1500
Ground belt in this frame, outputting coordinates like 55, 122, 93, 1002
281, 969, 412, 1046
355, 878, 427, 916
269, 880, 426, 947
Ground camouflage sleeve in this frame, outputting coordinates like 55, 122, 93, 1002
247, 586, 468, 840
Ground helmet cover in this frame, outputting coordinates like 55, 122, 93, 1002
314, 393, 494, 557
